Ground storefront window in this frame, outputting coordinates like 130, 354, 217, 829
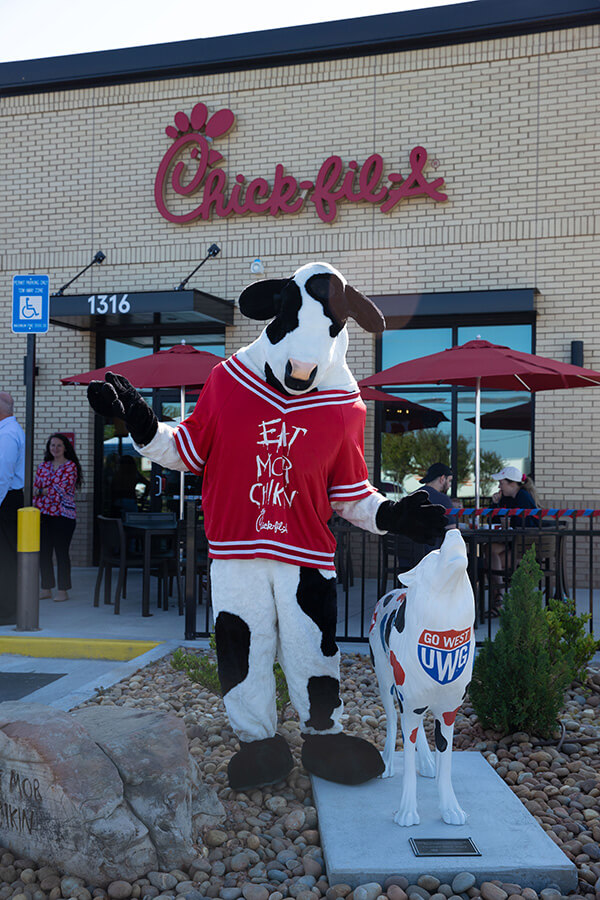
99, 332, 225, 517
380, 389, 452, 499
457, 391, 532, 501
378, 322, 534, 502
382, 328, 452, 370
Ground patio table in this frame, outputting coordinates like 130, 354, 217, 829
123, 519, 178, 616
461, 525, 516, 622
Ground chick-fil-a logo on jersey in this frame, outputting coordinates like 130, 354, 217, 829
154, 103, 448, 225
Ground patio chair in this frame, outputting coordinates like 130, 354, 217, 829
122, 510, 181, 610
93, 516, 170, 614
378, 534, 430, 596
512, 522, 569, 599
476, 521, 568, 620
172, 518, 211, 611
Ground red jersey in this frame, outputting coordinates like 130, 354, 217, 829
173, 354, 376, 569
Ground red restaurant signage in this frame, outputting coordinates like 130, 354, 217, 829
154, 104, 448, 225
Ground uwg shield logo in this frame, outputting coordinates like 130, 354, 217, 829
417, 628, 471, 684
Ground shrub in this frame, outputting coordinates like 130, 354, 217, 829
545, 598, 599, 683
171, 644, 290, 712
470, 547, 572, 737
171, 646, 221, 694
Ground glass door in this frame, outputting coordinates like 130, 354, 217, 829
98, 333, 224, 520
152, 392, 203, 514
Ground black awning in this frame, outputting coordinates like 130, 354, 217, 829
50, 288, 234, 331
372, 289, 538, 327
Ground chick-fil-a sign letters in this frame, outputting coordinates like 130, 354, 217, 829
154, 103, 448, 225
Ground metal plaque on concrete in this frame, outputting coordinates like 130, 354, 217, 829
410, 837, 480, 857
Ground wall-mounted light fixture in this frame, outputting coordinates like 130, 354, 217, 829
176, 243, 221, 291
51, 250, 106, 297
250, 258, 265, 276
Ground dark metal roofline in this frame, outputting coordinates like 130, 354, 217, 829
1, 0, 600, 96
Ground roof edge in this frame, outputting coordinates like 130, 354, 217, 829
2, 0, 600, 96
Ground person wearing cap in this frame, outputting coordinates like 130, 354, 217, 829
411, 462, 458, 552
418, 462, 455, 511
487, 465, 540, 615
490, 465, 539, 529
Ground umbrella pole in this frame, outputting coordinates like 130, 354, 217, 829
475, 377, 481, 510
180, 386, 185, 521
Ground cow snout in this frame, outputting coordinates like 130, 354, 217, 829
285, 359, 318, 391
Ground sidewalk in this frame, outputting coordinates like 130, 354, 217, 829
0, 566, 206, 710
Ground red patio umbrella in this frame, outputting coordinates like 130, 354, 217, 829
466, 400, 532, 431
361, 339, 600, 505
61, 343, 223, 389
62, 343, 224, 516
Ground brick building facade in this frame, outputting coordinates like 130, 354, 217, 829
1, 0, 599, 564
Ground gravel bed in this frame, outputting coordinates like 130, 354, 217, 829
1, 650, 598, 900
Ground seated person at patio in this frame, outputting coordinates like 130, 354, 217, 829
490, 466, 539, 528
488, 465, 540, 615
413, 462, 457, 547
418, 462, 454, 510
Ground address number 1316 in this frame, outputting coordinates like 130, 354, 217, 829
87, 294, 131, 314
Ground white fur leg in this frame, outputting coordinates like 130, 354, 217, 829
369, 630, 397, 778
274, 565, 343, 734
435, 717, 467, 825
416, 723, 435, 778
211, 559, 279, 742
394, 713, 419, 826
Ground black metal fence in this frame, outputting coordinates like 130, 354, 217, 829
331, 511, 600, 645
184, 505, 600, 645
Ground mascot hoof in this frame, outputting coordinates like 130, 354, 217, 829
228, 734, 294, 790
301, 733, 384, 785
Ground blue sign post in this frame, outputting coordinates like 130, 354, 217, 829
12, 274, 49, 334
12, 274, 49, 506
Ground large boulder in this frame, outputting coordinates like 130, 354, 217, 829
0, 702, 224, 886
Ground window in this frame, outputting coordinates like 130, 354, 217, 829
98, 331, 225, 517
378, 323, 534, 503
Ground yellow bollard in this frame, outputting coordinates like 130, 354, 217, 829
17, 507, 41, 632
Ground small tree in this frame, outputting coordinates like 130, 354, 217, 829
470, 548, 572, 737
545, 598, 599, 683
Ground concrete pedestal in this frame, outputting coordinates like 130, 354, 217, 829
311, 751, 577, 892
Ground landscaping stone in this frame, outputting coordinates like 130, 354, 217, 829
72, 706, 223, 867
452, 877, 476, 895
0, 652, 599, 899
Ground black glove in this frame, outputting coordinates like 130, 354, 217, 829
87, 372, 158, 446
376, 491, 447, 545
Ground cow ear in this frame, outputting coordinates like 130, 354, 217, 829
238, 279, 289, 320
344, 285, 386, 334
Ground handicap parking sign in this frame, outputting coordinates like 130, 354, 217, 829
12, 274, 50, 334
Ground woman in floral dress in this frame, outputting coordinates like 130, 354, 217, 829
33, 433, 83, 601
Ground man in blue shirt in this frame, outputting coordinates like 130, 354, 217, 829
418, 462, 454, 511
0, 392, 25, 625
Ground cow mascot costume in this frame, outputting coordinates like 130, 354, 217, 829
87, 263, 446, 791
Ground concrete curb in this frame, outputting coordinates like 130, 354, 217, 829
53, 638, 210, 711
